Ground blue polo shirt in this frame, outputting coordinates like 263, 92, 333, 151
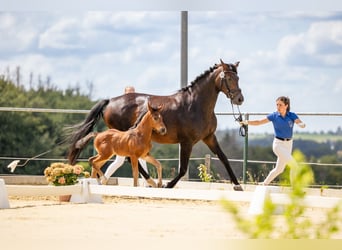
267, 111, 298, 139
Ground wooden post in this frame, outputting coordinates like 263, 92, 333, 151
204, 154, 211, 174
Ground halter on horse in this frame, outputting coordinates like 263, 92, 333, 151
67, 59, 244, 191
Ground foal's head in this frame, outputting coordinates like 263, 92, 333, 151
147, 100, 167, 135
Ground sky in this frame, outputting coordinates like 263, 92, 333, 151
0, 1, 341, 134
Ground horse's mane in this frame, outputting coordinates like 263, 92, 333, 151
129, 98, 160, 130
130, 109, 147, 129
180, 64, 219, 92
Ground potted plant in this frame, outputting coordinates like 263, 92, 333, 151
44, 162, 90, 201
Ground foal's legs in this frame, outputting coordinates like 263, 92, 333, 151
143, 154, 163, 187
129, 157, 140, 187
89, 155, 100, 178
127, 158, 151, 184
89, 153, 113, 180
103, 155, 126, 181
130, 157, 157, 187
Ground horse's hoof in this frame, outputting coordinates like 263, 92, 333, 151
233, 185, 243, 191
164, 182, 173, 188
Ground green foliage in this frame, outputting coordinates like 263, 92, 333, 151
76, 161, 92, 173
221, 150, 342, 239
197, 164, 213, 182
0, 78, 96, 175
150, 143, 179, 179
222, 196, 277, 238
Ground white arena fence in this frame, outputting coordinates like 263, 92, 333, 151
1, 177, 342, 215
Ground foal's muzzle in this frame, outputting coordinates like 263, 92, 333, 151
158, 127, 167, 135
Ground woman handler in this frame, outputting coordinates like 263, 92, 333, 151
240, 96, 306, 185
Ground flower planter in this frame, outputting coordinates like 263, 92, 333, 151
59, 194, 72, 202
44, 162, 90, 187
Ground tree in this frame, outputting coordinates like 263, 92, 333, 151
0, 78, 96, 175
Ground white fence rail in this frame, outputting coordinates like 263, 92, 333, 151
1, 178, 341, 215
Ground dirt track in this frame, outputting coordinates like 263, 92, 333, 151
1, 196, 250, 249
2, 196, 245, 236
1, 194, 342, 250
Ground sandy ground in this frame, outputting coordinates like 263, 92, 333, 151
1, 178, 341, 250
1, 194, 342, 250
1, 196, 245, 248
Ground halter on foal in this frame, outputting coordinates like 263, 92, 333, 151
75, 100, 166, 187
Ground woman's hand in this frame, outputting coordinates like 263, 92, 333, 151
240, 120, 248, 126
298, 122, 306, 128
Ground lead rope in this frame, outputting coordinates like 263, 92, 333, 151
6, 139, 68, 172
230, 102, 247, 137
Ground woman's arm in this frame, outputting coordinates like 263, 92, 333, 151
240, 118, 270, 126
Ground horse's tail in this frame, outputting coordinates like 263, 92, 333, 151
67, 99, 110, 165
75, 132, 97, 150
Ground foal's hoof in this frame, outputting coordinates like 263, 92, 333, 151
233, 185, 243, 191
146, 178, 157, 188
100, 176, 108, 185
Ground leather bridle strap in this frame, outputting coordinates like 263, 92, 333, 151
220, 70, 246, 137
219, 70, 236, 99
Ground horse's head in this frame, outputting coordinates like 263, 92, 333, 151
216, 59, 244, 105
147, 100, 167, 135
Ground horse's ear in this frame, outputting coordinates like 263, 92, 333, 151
220, 59, 225, 65
157, 104, 163, 111
235, 61, 240, 68
146, 96, 151, 109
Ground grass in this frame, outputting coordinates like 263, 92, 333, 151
293, 133, 342, 142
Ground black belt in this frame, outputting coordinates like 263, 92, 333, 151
275, 136, 292, 141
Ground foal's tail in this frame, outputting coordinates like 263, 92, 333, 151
67, 99, 110, 165
75, 132, 97, 150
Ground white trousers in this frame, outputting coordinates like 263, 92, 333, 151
263, 138, 296, 185
104, 155, 148, 180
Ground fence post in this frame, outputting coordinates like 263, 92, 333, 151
0, 179, 10, 208
243, 113, 249, 184
204, 154, 211, 173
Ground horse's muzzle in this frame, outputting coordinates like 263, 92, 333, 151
233, 93, 244, 105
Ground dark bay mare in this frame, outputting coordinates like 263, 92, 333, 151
68, 59, 244, 191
